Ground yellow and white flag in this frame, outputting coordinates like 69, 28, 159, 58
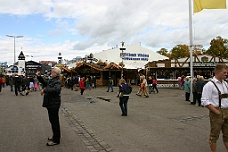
194, 0, 226, 13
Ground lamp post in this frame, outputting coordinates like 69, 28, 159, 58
6, 35, 23, 65
120, 41, 126, 78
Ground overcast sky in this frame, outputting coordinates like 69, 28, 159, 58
0, 0, 228, 65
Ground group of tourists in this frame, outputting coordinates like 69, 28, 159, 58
135, 74, 159, 98
183, 75, 206, 106
0, 74, 40, 96
64, 75, 97, 92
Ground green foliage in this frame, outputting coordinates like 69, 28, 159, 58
155, 36, 228, 60
157, 48, 171, 58
206, 36, 228, 59
170, 44, 189, 59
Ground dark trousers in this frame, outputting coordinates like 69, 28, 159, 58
152, 84, 159, 93
119, 96, 129, 115
14, 85, 21, 96
197, 93, 202, 106
80, 89, 84, 95
185, 92, 190, 101
192, 92, 198, 104
10, 85, 13, 91
47, 108, 60, 143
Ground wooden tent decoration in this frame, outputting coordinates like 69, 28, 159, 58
74, 62, 103, 71
104, 62, 121, 69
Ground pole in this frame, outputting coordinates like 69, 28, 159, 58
120, 41, 126, 79
189, 0, 194, 103
14, 37, 16, 65
6, 35, 23, 65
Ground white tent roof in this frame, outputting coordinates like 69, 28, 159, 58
93, 43, 168, 69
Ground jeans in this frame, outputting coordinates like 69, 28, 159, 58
119, 96, 129, 115
47, 108, 61, 143
107, 84, 113, 92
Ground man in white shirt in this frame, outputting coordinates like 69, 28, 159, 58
201, 64, 228, 152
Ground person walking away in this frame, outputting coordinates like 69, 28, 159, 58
79, 77, 86, 95
201, 64, 228, 152
152, 77, 159, 93
29, 76, 34, 91
34, 76, 39, 91
9, 76, 14, 92
92, 76, 96, 89
196, 76, 205, 107
85, 77, 91, 90
184, 77, 191, 102
191, 78, 198, 105
1, 76, 6, 88
36, 68, 61, 146
14, 75, 22, 96
0, 76, 2, 92
118, 78, 132, 116
107, 76, 114, 92
21, 76, 27, 96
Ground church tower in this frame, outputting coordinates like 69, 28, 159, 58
18, 51, 26, 75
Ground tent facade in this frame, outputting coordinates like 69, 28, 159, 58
93, 43, 168, 69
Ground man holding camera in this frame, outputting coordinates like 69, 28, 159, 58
36, 67, 61, 146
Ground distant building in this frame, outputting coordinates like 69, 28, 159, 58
39, 61, 57, 67
25, 61, 42, 76
18, 51, 26, 75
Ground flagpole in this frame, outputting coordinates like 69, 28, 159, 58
189, 0, 194, 103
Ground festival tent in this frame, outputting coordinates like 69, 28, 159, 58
93, 42, 168, 69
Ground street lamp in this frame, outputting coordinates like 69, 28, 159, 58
6, 35, 23, 65
120, 41, 126, 78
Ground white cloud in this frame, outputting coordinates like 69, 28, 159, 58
0, 0, 228, 65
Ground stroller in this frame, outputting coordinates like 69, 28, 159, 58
148, 84, 155, 94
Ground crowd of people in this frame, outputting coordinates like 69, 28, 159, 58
179, 75, 206, 106
1, 64, 228, 151
0, 74, 40, 96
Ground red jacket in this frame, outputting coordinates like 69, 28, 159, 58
152, 79, 157, 85
79, 79, 85, 90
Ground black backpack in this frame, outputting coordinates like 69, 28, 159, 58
121, 83, 132, 94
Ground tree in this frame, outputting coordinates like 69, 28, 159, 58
157, 48, 169, 57
170, 44, 190, 59
207, 36, 228, 59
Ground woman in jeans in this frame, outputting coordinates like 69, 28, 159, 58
118, 78, 131, 116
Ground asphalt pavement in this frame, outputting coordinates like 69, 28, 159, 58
0, 85, 226, 152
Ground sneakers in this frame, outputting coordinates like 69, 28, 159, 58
48, 137, 53, 141
46, 137, 59, 146
46, 140, 59, 146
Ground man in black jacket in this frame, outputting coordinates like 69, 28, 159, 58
36, 67, 61, 146
196, 76, 205, 107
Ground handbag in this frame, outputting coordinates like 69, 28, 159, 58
118, 92, 123, 97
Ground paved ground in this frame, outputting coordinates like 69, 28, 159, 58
0, 85, 226, 152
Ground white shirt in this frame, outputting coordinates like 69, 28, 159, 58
201, 77, 228, 108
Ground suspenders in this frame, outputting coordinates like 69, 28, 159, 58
210, 80, 228, 108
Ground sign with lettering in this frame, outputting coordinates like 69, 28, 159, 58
192, 62, 216, 67
120, 53, 150, 61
